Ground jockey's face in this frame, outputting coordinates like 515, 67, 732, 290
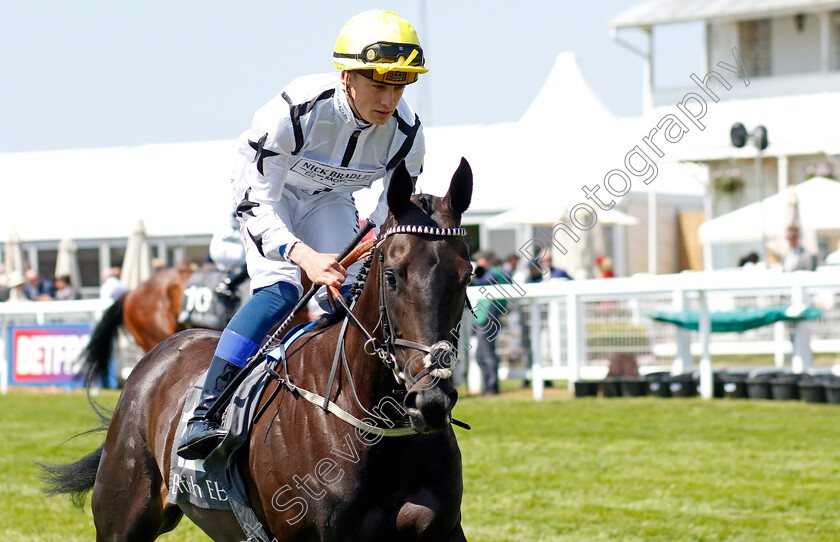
343, 71, 405, 125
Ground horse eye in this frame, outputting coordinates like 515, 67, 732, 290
384, 270, 398, 287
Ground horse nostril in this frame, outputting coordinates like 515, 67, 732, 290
403, 390, 418, 413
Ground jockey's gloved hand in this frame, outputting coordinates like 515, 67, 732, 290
473, 266, 486, 279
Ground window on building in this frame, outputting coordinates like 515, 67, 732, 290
739, 19, 772, 77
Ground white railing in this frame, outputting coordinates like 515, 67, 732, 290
465, 266, 840, 400
0, 299, 112, 394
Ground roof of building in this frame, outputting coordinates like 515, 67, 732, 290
611, 0, 840, 30
615, 90, 840, 163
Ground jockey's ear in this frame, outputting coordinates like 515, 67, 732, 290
444, 157, 472, 218
387, 161, 413, 219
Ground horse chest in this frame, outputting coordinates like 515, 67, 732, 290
256, 430, 461, 540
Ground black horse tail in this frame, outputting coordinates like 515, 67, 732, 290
38, 444, 104, 508
78, 293, 127, 386
38, 393, 111, 508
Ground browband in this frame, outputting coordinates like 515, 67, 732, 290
379, 225, 467, 240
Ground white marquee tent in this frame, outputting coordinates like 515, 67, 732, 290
698, 176, 840, 254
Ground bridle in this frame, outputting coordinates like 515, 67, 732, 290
339, 224, 468, 386
259, 223, 470, 437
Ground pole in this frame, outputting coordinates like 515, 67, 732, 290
756, 148, 767, 261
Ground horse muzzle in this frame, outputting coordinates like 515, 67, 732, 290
403, 378, 458, 434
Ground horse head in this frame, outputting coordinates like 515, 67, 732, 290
372, 158, 473, 433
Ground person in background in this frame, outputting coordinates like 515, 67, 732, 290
151, 258, 167, 272
824, 241, 840, 265
54, 275, 81, 300
23, 269, 55, 301
0, 265, 9, 302
471, 250, 510, 396
526, 252, 573, 282
210, 212, 249, 298
738, 252, 760, 267
596, 256, 614, 278
782, 225, 816, 272
100, 267, 129, 300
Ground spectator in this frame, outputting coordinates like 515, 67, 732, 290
738, 252, 760, 267
23, 269, 55, 301
596, 256, 614, 278
471, 250, 510, 396
526, 253, 573, 282
782, 225, 816, 272
54, 275, 81, 300
100, 267, 129, 300
825, 241, 840, 265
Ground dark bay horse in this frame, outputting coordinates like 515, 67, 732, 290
44, 159, 474, 541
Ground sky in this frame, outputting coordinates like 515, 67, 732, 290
0, 1, 677, 154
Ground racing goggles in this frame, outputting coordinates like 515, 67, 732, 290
360, 41, 424, 67
336, 41, 425, 69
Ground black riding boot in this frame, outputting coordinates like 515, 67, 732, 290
177, 355, 242, 460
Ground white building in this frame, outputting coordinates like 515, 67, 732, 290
611, 0, 840, 269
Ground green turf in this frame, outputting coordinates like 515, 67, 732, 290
4, 388, 840, 541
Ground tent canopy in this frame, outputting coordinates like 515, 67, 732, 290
698, 177, 840, 245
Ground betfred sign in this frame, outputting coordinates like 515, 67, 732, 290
9, 324, 90, 387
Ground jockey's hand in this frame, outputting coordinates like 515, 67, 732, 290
288, 242, 347, 289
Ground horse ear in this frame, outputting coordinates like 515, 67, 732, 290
444, 157, 473, 217
387, 161, 413, 219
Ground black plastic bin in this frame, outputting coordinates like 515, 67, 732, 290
770, 374, 800, 401
798, 377, 827, 404
668, 373, 698, 398
720, 373, 748, 399
824, 378, 840, 405
619, 377, 648, 397
746, 374, 776, 400
600, 377, 623, 398
645, 372, 671, 398
711, 371, 726, 398
574, 380, 599, 398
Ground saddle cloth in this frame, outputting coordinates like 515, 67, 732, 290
177, 269, 251, 330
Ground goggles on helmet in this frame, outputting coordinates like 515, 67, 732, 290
335, 41, 425, 68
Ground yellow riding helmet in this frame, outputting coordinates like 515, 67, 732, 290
333, 10, 428, 85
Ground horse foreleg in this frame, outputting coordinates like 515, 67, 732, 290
446, 522, 468, 541
395, 491, 464, 542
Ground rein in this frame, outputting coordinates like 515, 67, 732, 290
261, 224, 469, 437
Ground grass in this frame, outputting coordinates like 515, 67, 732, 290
4, 387, 840, 541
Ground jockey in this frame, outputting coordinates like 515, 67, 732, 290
178, 9, 427, 459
